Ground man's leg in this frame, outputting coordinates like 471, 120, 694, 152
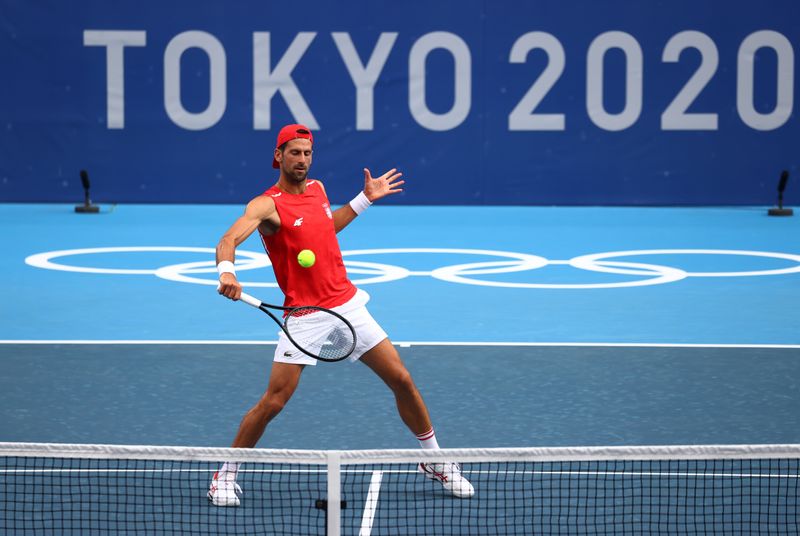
360, 338, 475, 499
359, 338, 432, 436
231, 361, 305, 448
209, 362, 304, 506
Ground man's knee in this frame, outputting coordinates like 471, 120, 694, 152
254, 394, 288, 418
388, 368, 417, 395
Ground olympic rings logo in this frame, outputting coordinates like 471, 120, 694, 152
24, 246, 800, 290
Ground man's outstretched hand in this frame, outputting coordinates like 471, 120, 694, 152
363, 168, 405, 202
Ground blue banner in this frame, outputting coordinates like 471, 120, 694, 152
1, 0, 798, 205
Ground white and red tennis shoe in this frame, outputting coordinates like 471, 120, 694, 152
419, 462, 475, 498
207, 471, 242, 507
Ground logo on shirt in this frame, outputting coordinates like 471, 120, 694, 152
323, 203, 332, 219
293, 217, 304, 227
270, 192, 282, 198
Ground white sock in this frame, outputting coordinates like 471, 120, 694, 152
416, 427, 440, 450
218, 462, 240, 480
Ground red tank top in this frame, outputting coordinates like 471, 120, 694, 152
259, 180, 357, 309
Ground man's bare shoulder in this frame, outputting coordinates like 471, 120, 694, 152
245, 194, 278, 220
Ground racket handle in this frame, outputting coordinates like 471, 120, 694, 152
217, 285, 263, 309
238, 291, 263, 308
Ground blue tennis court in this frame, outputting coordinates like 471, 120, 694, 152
2, 202, 800, 536
1, 203, 799, 449
2, 203, 799, 534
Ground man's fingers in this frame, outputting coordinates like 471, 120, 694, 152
386, 181, 405, 194
380, 169, 400, 181
365, 168, 403, 185
218, 279, 242, 300
225, 289, 242, 301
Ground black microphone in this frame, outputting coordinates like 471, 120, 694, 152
75, 169, 100, 213
80, 170, 91, 206
80, 169, 91, 192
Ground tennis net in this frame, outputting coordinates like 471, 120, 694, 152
0, 442, 798, 535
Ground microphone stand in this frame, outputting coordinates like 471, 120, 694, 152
75, 170, 100, 213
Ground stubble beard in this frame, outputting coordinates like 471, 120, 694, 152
285, 166, 308, 183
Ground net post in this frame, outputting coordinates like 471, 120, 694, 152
326, 450, 342, 536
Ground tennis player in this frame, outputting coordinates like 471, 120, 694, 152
209, 124, 474, 506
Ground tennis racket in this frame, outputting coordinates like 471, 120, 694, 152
237, 291, 357, 362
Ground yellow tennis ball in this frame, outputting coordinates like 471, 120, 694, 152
297, 249, 316, 268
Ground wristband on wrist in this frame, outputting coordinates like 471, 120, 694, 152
217, 260, 236, 276
349, 191, 372, 215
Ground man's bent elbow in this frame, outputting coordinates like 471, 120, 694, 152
216, 236, 236, 260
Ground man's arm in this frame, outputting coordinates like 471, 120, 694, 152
216, 195, 277, 300
326, 168, 404, 233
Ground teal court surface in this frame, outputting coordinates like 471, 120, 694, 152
2, 204, 800, 534
1, 203, 799, 449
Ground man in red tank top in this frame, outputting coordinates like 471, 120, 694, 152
210, 124, 473, 506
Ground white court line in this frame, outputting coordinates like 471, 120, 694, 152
0, 340, 799, 348
359, 471, 383, 536
0, 340, 278, 345
394, 342, 800, 349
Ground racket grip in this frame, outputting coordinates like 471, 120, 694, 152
238, 292, 263, 308
217, 284, 262, 308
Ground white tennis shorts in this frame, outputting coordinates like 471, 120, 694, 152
273, 288, 387, 366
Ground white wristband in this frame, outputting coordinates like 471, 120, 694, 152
349, 191, 372, 215
217, 260, 236, 277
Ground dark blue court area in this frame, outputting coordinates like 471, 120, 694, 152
1, 344, 799, 449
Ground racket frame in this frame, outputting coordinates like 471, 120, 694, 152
238, 291, 357, 362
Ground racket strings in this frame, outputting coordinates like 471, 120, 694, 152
284, 307, 356, 360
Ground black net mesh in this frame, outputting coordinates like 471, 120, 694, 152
1, 444, 798, 535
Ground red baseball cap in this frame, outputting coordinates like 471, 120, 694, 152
272, 124, 314, 168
